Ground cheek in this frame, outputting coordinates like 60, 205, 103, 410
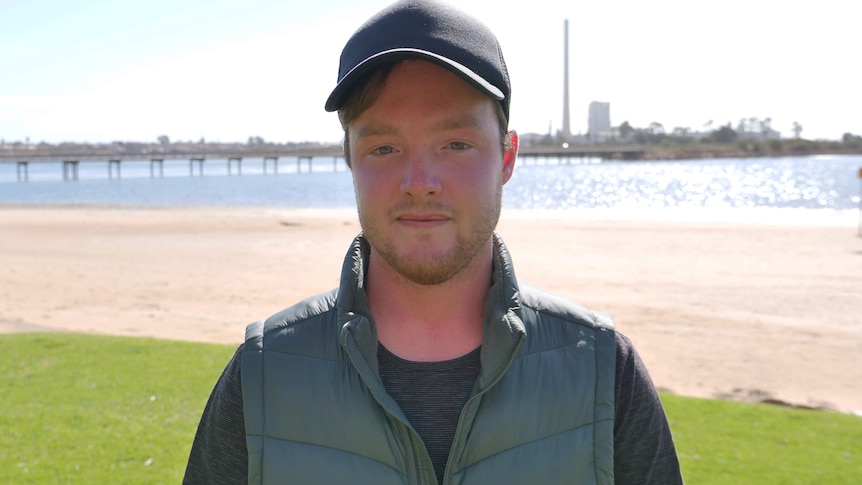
456, 164, 502, 193
352, 169, 388, 205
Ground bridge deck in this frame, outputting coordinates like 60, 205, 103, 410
0, 145, 644, 163
1, 145, 645, 181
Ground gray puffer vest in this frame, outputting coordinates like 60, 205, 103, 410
242, 234, 615, 484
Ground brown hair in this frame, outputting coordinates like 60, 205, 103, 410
337, 61, 511, 167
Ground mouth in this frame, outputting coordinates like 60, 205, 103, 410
396, 213, 450, 228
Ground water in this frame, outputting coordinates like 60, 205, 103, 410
1, 154, 860, 224
505, 155, 862, 218
0, 157, 355, 208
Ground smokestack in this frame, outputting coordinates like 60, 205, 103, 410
562, 19, 571, 140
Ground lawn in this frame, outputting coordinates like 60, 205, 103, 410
1, 333, 860, 483
0, 333, 235, 483
663, 394, 861, 484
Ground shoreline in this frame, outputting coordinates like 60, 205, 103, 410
2, 205, 861, 414
3, 140, 860, 163
631, 145, 862, 161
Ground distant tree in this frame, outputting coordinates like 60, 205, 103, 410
737, 117, 770, 135
157, 135, 170, 145
792, 122, 803, 139
248, 136, 265, 145
646, 122, 665, 135
709, 123, 738, 143
630, 122, 668, 145
618, 121, 634, 140
842, 132, 862, 149
668, 126, 693, 145
650, 122, 666, 144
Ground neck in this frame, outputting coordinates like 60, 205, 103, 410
366, 241, 493, 362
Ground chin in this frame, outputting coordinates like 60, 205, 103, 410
388, 242, 478, 285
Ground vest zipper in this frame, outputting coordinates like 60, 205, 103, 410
342, 323, 437, 484
442, 322, 525, 484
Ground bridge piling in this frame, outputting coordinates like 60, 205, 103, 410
62, 160, 79, 181
190, 158, 205, 176
108, 159, 122, 179
228, 157, 242, 176
17, 161, 28, 182
150, 159, 164, 178
297, 156, 313, 173
263, 156, 278, 175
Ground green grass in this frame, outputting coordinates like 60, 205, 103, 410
1, 333, 861, 484
0, 333, 235, 484
663, 394, 862, 484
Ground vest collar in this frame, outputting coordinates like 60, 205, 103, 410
336, 233, 526, 386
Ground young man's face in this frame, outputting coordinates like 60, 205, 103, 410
347, 60, 516, 285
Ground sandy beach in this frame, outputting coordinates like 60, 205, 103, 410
1, 206, 860, 413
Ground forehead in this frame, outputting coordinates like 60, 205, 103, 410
381, 60, 489, 102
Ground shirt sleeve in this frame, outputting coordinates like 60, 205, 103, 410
183, 344, 248, 484
613, 332, 684, 484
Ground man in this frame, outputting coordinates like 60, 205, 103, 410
184, 1, 683, 484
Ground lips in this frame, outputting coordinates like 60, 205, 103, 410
396, 212, 450, 227
398, 213, 448, 222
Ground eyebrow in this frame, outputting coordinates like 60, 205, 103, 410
354, 124, 399, 139
354, 116, 483, 140
430, 116, 483, 133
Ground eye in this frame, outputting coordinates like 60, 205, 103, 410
448, 141, 470, 151
372, 145, 395, 155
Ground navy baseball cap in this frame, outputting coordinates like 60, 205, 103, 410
324, 0, 511, 120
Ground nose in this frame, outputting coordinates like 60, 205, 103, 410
400, 154, 441, 198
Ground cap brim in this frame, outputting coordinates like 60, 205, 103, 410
324, 48, 505, 112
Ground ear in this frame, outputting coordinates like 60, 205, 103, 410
342, 134, 352, 169
502, 130, 518, 184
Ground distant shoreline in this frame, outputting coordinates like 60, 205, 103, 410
2, 138, 861, 164
632, 144, 862, 161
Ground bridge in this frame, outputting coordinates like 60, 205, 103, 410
0, 147, 345, 181
0, 145, 645, 182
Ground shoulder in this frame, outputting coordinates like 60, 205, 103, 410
515, 283, 616, 375
266, 288, 339, 332
245, 288, 340, 352
518, 282, 614, 333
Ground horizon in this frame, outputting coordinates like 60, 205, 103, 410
1, 0, 858, 144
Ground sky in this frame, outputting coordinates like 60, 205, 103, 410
1, 0, 858, 144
